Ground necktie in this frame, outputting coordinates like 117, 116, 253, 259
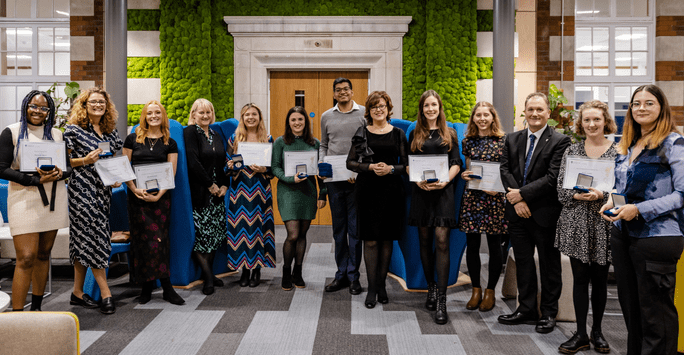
523, 134, 536, 185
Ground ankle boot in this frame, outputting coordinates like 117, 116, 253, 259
435, 292, 449, 324
160, 277, 185, 305
139, 281, 154, 304
292, 264, 305, 288
249, 268, 261, 287
466, 286, 482, 310
202, 275, 215, 295
479, 288, 496, 312
425, 282, 437, 311
239, 268, 250, 287
30, 294, 44, 311
282, 265, 293, 291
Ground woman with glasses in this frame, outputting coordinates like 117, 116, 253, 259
347, 91, 408, 309
0, 90, 69, 311
64, 87, 124, 314
600, 85, 684, 354
226, 103, 275, 288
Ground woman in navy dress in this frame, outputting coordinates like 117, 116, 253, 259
64, 87, 123, 314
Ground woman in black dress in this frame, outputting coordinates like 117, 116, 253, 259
183, 98, 229, 295
123, 100, 184, 305
408, 90, 462, 324
347, 91, 407, 309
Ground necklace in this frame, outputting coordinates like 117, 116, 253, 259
149, 137, 159, 151
429, 129, 437, 139
375, 123, 389, 133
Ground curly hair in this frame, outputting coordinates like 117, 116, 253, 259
68, 87, 118, 134
233, 103, 268, 152
135, 100, 171, 145
574, 100, 617, 136
363, 91, 393, 125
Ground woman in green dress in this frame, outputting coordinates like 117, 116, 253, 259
272, 106, 327, 291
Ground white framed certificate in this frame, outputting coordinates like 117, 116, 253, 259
408, 154, 449, 182
562, 155, 615, 192
467, 161, 505, 193
237, 142, 272, 167
19, 141, 67, 172
323, 155, 357, 182
94, 156, 136, 185
134, 162, 176, 190
283, 150, 318, 177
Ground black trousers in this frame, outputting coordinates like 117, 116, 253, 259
611, 226, 684, 355
509, 218, 562, 317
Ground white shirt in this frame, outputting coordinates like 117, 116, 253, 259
332, 100, 361, 114
526, 124, 548, 156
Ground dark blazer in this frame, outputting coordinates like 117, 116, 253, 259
500, 126, 571, 227
183, 125, 229, 208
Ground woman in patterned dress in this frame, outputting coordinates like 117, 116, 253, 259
225, 103, 275, 288
64, 87, 123, 314
458, 101, 507, 312
408, 90, 462, 324
0, 90, 69, 311
123, 100, 184, 305
272, 106, 327, 291
184, 98, 229, 295
556, 100, 617, 354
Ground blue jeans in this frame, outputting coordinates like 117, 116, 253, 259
327, 181, 361, 282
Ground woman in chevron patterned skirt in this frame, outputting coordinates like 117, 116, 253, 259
225, 103, 275, 288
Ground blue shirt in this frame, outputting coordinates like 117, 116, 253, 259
614, 132, 684, 238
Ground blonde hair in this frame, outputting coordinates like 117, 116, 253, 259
135, 100, 171, 144
233, 103, 268, 152
465, 101, 505, 138
68, 87, 118, 134
187, 98, 216, 126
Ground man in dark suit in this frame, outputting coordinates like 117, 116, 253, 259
498, 92, 571, 333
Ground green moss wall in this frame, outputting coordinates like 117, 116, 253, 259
128, 1, 497, 124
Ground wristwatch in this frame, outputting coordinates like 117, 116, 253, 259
390, 165, 395, 174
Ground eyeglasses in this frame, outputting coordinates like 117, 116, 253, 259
87, 100, 107, 106
334, 87, 351, 93
28, 104, 50, 112
370, 104, 387, 111
630, 101, 657, 110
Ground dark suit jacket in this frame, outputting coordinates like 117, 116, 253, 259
500, 126, 571, 227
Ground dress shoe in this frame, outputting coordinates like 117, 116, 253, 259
434, 292, 449, 325
497, 311, 538, 325
70, 293, 99, 309
377, 287, 388, 304
479, 288, 496, 312
163, 289, 186, 305
202, 279, 215, 295
249, 268, 261, 287
213, 277, 224, 287
425, 282, 437, 311
100, 297, 116, 315
364, 292, 377, 309
325, 278, 349, 292
590, 329, 610, 354
559, 332, 590, 354
466, 287, 482, 310
535, 315, 556, 334
349, 280, 362, 295
239, 268, 250, 287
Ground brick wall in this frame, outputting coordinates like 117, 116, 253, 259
656, 11, 684, 126
70, 0, 104, 87
536, 0, 574, 94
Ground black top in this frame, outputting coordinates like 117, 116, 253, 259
183, 125, 229, 208
0, 126, 71, 186
124, 133, 178, 166
347, 126, 408, 175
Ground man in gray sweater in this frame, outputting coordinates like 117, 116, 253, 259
319, 77, 366, 295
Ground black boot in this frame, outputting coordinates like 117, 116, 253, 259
282, 265, 293, 291
139, 281, 154, 304
292, 264, 305, 288
425, 282, 437, 311
249, 268, 261, 288
559, 332, 590, 354
239, 268, 250, 287
161, 277, 185, 305
590, 329, 610, 354
192, 251, 214, 295
30, 293, 44, 311
434, 292, 449, 324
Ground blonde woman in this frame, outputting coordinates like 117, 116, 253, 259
123, 101, 184, 305
225, 103, 275, 288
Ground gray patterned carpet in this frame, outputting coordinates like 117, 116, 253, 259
0, 225, 629, 355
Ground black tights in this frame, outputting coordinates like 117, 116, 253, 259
418, 227, 450, 293
192, 251, 216, 285
465, 233, 503, 290
283, 220, 311, 269
570, 257, 610, 336
364, 240, 393, 298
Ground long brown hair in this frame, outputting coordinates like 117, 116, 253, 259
465, 101, 505, 138
283, 106, 315, 146
68, 87, 118, 134
411, 90, 456, 152
135, 100, 171, 144
618, 85, 680, 154
233, 103, 268, 152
